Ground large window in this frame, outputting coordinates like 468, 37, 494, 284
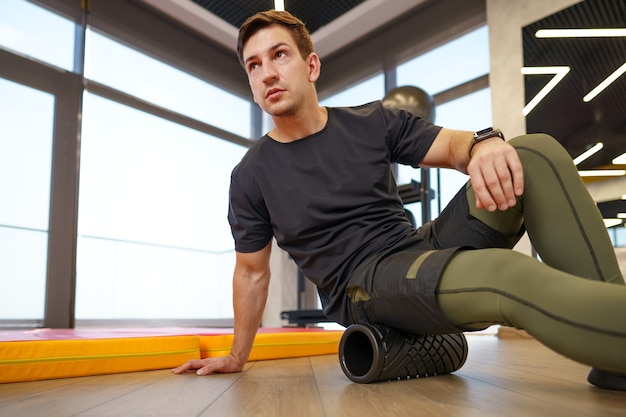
396, 26, 490, 95
0, 78, 54, 322
429, 88, 492, 213
0, 0, 253, 327
76, 93, 246, 321
0, 0, 75, 71
73, 26, 251, 323
320, 73, 386, 107
85, 29, 251, 139
396, 26, 491, 220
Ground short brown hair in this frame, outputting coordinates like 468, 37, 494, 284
237, 10, 314, 68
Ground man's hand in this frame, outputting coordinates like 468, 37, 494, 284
466, 138, 524, 212
172, 353, 244, 376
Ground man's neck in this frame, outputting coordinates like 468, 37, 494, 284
269, 105, 328, 143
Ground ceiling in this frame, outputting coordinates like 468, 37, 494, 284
190, 0, 366, 34
137, 0, 430, 59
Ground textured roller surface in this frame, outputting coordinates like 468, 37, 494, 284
339, 324, 468, 383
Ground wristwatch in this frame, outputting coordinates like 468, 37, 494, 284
469, 127, 505, 157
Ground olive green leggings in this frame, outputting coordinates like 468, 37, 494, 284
436, 134, 626, 373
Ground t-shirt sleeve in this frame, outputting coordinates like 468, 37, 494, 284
380, 104, 442, 168
227, 175, 273, 253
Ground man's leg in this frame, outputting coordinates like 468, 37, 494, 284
437, 248, 626, 374
468, 133, 622, 284
434, 134, 626, 381
432, 133, 622, 283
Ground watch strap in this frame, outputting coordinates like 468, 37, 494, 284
469, 127, 505, 157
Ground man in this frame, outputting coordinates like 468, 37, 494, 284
173, 10, 626, 389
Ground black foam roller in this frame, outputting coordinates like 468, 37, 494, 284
338, 323, 468, 383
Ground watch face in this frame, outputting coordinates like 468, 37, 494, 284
475, 128, 502, 142
475, 127, 494, 137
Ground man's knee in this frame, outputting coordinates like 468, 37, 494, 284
509, 133, 563, 152
508, 133, 574, 170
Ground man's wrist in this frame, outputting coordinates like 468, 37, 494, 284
228, 351, 248, 369
469, 127, 505, 158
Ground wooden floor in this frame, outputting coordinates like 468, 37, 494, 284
1, 335, 625, 417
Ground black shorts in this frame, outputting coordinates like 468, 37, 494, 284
345, 184, 525, 335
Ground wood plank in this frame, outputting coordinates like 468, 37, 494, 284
76, 367, 250, 416
0, 376, 85, 404
457, 337, 626, 416
200, 358, 324, 417
310, 336, 626, 417
0, 378, 148, 417
310, 354, 482, 417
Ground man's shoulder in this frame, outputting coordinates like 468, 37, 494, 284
231, 135, 270, 177
328, 100, 383, 117
325, 101, 388, 131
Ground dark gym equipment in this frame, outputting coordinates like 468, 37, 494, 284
339, 323, 468, 384
382, 85, 436, 123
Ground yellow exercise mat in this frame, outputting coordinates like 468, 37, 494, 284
200, 328, 343, 360
0, 327, 343, 384
0, 330, 200, 384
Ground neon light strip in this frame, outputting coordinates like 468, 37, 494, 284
613, 152, 626, 165
578, 170, 626, 177
583, 62, 626, 102
521, 66, 570, 116
604, 219, 623, 228
274, 0, 285, 11
536, 28, 626, 38
573, 142, 603, 165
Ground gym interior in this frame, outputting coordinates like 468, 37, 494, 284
1, 0, 625, 415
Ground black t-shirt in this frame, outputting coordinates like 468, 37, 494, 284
228, 101, 442, 324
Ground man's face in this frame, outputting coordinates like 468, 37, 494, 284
242, 25, 315, 117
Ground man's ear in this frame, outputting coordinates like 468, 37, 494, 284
307, 52, 321, 83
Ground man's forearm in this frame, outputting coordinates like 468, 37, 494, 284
421, 128, 474, 174
228, 267, 270, 367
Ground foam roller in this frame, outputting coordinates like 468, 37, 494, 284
338, 323, 468, 383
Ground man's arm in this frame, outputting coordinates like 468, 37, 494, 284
420, 127, 524, 212
172, 241, 272, 376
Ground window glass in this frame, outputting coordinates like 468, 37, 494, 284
0, 0, 75, 71
397, 26, 489, 95
76, 93, 247, 320
320, 73, 385, 107
432, 88, 492, 212
609, 226, 626, 247
0, 78, 54, 320
397, 88, 492, 219
85, 29, 252, 139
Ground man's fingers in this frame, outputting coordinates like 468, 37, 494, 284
468, 142, 524, 212
172, 357, 239, 376
171, 359, 205, 374
470, 164, 498, 212
196, 364, 216, 376
493, 158, 515, 210
506, 149, 524, 197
